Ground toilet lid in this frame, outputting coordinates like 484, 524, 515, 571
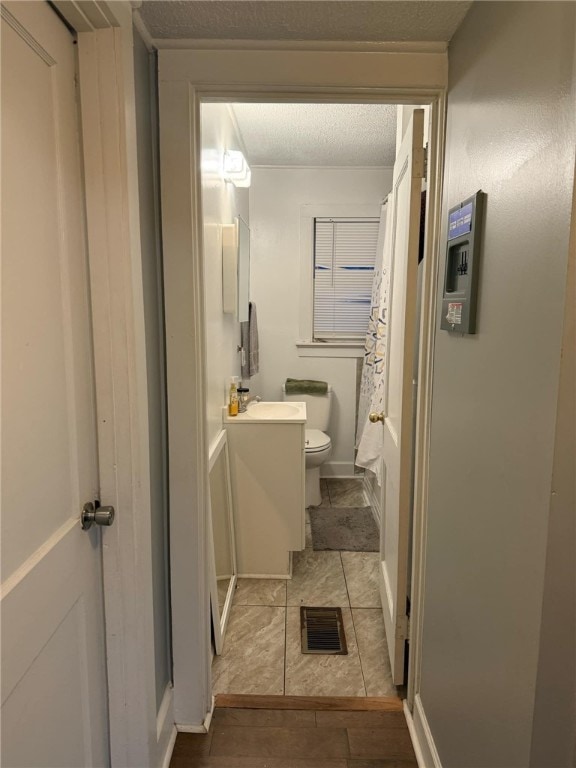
305, 429, 331, 452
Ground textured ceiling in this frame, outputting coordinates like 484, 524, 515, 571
140, 1, 472, 42
228, 103, 398, 166
142, 1, 472, 166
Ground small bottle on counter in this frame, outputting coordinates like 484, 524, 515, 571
237, 387, 249, 412
228, 376, 239, 416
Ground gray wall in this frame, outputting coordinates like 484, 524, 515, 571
420, 3, 576, 767
133, 27, 172, 711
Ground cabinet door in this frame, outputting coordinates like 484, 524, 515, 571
227, 423, 304, 576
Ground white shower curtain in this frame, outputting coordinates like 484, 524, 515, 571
355, 198, 392, 484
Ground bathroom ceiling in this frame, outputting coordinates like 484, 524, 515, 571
139, 1, 473, 43
228, 103, 398, 166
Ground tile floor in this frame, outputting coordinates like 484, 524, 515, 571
212, 479, 396, 698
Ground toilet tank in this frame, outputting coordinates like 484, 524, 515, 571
282, 384, 332, 431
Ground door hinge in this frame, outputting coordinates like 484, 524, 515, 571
398, 612, 410, 644
423, 144, 428, 178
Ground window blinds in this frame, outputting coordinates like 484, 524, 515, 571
313, 217, 379, 339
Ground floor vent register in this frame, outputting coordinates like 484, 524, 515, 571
300, 606, 348, 655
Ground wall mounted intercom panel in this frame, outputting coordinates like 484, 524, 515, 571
440, 190, 486, 334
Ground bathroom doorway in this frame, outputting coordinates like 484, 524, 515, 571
158, 45, 445, 728
200, 100, 411, 697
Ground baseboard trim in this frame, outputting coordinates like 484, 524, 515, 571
363, 472, 381, 524
407, 694, 442, 768
156, 683, 174, 740
156, 683, 175, 767
320, 461, 355, 478
160, 726, 177, 768
237, 572, 291, 580
176, 696, 216, 734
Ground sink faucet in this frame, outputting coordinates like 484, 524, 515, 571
238, 391, 261, 413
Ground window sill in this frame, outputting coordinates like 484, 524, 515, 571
296, 341, 364, 359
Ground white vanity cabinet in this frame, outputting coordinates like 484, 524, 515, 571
223, 404, 306, 577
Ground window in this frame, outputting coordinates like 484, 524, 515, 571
313, 217, 379, 341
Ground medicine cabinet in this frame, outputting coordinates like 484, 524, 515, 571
222, 215, 250, 322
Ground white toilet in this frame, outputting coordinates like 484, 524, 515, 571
282, 383, 332, 507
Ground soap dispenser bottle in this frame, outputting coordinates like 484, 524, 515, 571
228, 376, 239, 416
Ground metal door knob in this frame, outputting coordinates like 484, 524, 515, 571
369, 411, 386, 423
81, 501, 115, 531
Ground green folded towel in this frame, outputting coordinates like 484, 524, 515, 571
285, 378, 328, 395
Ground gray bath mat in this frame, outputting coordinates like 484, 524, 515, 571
309, 507, 379, 552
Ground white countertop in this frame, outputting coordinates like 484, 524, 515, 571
222, 401, 307, 424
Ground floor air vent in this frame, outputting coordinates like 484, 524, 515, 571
300, 607, 348, 655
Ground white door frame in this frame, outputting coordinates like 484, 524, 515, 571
158, 44, 446, 726
405, 94, 447, 709
51, 2, 172, 766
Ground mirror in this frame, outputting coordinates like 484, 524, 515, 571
222, 215, 250, 322
208, 430, 237, 653
237, 216, 250, 323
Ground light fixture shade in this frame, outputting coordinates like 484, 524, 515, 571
223, 150, 251, 188
201, 148, 221, 179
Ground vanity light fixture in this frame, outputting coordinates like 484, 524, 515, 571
222, 149, 251, 188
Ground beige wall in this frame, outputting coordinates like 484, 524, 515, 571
420, 3, 576, 766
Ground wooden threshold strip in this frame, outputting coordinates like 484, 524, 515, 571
214, 694, 403, 712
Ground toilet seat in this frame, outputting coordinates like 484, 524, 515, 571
305, 429, 331, 453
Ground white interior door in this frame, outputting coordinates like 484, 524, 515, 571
1, 3, 110, 765
379, 109, 425, 685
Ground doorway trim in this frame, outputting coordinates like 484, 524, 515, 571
158, 45, 446, 727
52, 2, 172, 766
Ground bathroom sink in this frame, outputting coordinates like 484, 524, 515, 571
223, 400, 306, 423
246, 402, 302, 419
